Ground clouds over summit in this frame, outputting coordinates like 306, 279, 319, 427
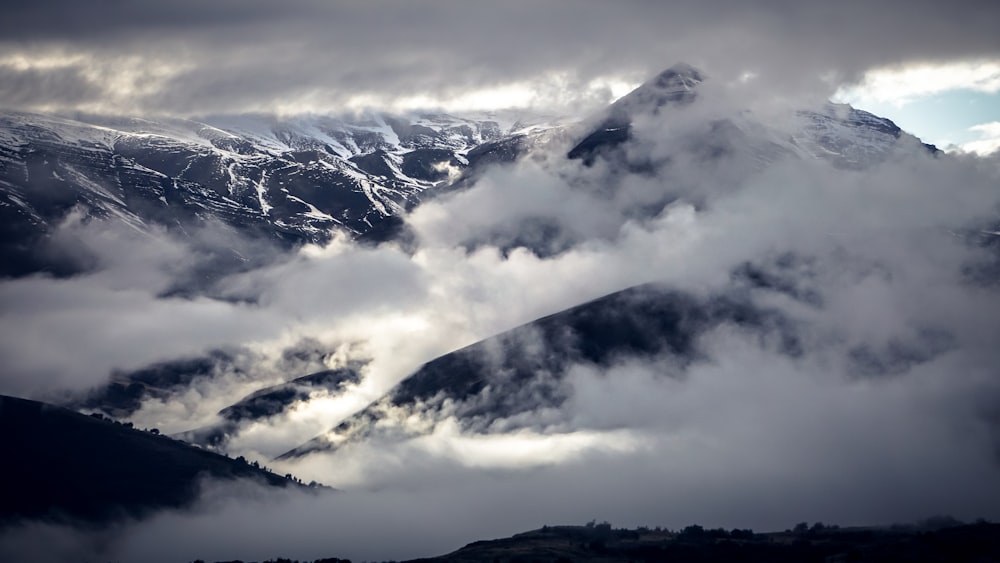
2, 0, 999, 116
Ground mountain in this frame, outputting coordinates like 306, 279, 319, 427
0, 394, 321, 526
179, 366, 363, 449
263, 66, 944, 460
0, 109, 558, 279
76, 349, 245, 420
568, 62, 934, 171
445, 64, 937, 259
0, 64, 931, 280
568, 62, 703, 164
50, 62, 948, 464
276, 243, 947, 461
72, 350, 363, 452
74, 279, 814, 459
276, 282, 800, 459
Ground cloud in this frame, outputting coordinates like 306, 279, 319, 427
2, 1, 999, 115
4, 346, 1000, 563
837, 60, 1000, 106
960, 121, 1000, 155
0, 62, 102, 109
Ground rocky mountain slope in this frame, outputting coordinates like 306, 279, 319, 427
277, 283, 798, 459
0, 64, 933, 279
0, 109, 558, 278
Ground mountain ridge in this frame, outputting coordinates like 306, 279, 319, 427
0, 108, 561, 279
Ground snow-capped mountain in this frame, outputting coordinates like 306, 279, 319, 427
54, 63, 951, 463
0, 109, 558, 278
567, 63, 703, 163
0, 63, 932, 280
568, 63, 934, 170
256, 67, 950, 461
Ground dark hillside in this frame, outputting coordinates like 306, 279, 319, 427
0, 394, 314, 526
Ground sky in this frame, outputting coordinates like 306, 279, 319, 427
836, 60, 1000, 153
0, 0, 998, 152
2, 1, 1000, 561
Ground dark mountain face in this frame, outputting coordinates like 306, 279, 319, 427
78, 351, 238, 419
0, 395, 318, 526
220, 367, 361, 422
277, 283, 801, 460
177, 367, 363, 450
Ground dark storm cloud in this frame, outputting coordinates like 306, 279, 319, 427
1, 0, 998, 115
0, 0, 290, 40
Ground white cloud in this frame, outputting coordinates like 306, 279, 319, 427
837, 60, 1000, 106
959, 121, 1000, 155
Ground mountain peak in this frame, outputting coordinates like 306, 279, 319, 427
652, 62, 704, 86
567, 63, 703, 162
641, 62, 703, 98
610, 62, 702, 117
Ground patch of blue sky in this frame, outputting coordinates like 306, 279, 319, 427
841, 89, 1000, 150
